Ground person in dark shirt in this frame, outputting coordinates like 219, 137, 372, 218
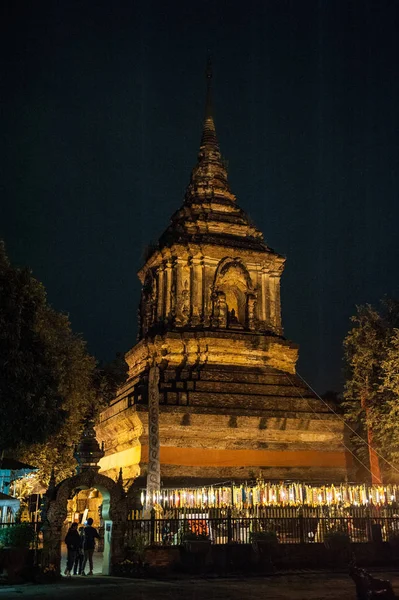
64, 522, 80, 577
73, 526, 85, 575
81, 517, 100, 576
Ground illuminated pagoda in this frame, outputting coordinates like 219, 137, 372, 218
96, 62, 353, 496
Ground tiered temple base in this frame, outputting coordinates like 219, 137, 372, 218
97, 349, 353, 486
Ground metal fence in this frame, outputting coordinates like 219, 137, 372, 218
129, 505, 399, 520
126, 514, 399, 547
2, 513, 398, 549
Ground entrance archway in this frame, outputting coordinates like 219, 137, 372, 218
63, 486, 105, 574
42, 470, 126, 575
40, 420, 127, 576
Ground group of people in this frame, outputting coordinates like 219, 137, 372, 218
64, 517, 100, 577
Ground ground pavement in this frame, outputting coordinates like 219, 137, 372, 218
61, 544, 103, 575
0, 572, 399, 600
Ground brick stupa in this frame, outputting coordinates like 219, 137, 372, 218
96, 63, 352, 488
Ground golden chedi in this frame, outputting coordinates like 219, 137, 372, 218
96, 64, 352, 491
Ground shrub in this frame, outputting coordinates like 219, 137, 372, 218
324, 526, 350, 550
389, 532, 399, 553
0, 524, 36, 549
250, 530, 279, 545
176, 520, 210, 544
126, 532, 149, 562
182, 530, 210, 542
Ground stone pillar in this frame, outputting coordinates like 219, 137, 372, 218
261, 270, 270, 326
170, 260, 177, 320
212, 291, 227, 328
146, 365, 160, 508
247, 294, 257, 330
109, 520, 127, 573
274, 275, 282, 333
41, 523, 62, 573
156, 266, 165, 320
164, 260, 173, 318
191, 257, 203, 325
269, 275, 276, 330
175, 258, 187, 326
202, 261, 212, 327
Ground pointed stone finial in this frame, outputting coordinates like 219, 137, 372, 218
205, 53, 213, 119
186, 57, 232, 200
74, 419, 105, 474
116, 467, 123, 486
199, 54, 219, 154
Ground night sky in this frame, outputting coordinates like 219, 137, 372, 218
1, 0, 398, 394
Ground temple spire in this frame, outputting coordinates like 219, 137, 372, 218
199, 55, 220, 154
186, 57, 233, 200
205, 55, 213, 118
74, 418, 104, 473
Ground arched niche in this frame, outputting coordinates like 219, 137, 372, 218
213, 259, 253, 327
43, 471, 126, 576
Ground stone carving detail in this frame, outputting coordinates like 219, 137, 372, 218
181, 280, 190, 325
164, 261, 173, 317
144, 295, 154, 329
170, 280, 176, 319
210, 292, 218, 327
140, 273, 157, 337
218, 259, 253, 290
227, 307, 243, 329
146, 365, 161, 506
211, 290, 227, 328
228, 308, 238, 324
247, 293, 257, 330
217, 291, 227, 328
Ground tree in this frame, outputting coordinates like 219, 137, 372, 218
343, 298, 399, 481
0, 241, 73, 451
320, 390, 343, 409
376, 330, 399, 465
0, 242, 127, 481
19, 351, 127, 482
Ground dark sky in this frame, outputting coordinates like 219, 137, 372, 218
1, 0, 398, 394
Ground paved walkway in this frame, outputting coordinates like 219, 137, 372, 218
0, 573, 398, 600
61, 544, 103, 575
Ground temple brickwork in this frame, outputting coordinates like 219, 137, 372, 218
96, 64, 352, 487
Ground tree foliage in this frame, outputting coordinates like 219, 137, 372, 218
343, 299, 399, 479
0, 242, 127, 481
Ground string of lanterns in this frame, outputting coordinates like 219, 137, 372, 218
140, 481, 399, 509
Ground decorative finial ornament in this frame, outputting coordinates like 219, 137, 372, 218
74, 418, 105, 473
200, 54, 218, 151
182, 55, 233, 200
117, 467, 123, 486
205, 54, 213, 119
206, 50, 212, 75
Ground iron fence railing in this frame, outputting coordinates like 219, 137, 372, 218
125, 515, 399, 546
2, 514, 398, 549
129, 505, 399, 519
